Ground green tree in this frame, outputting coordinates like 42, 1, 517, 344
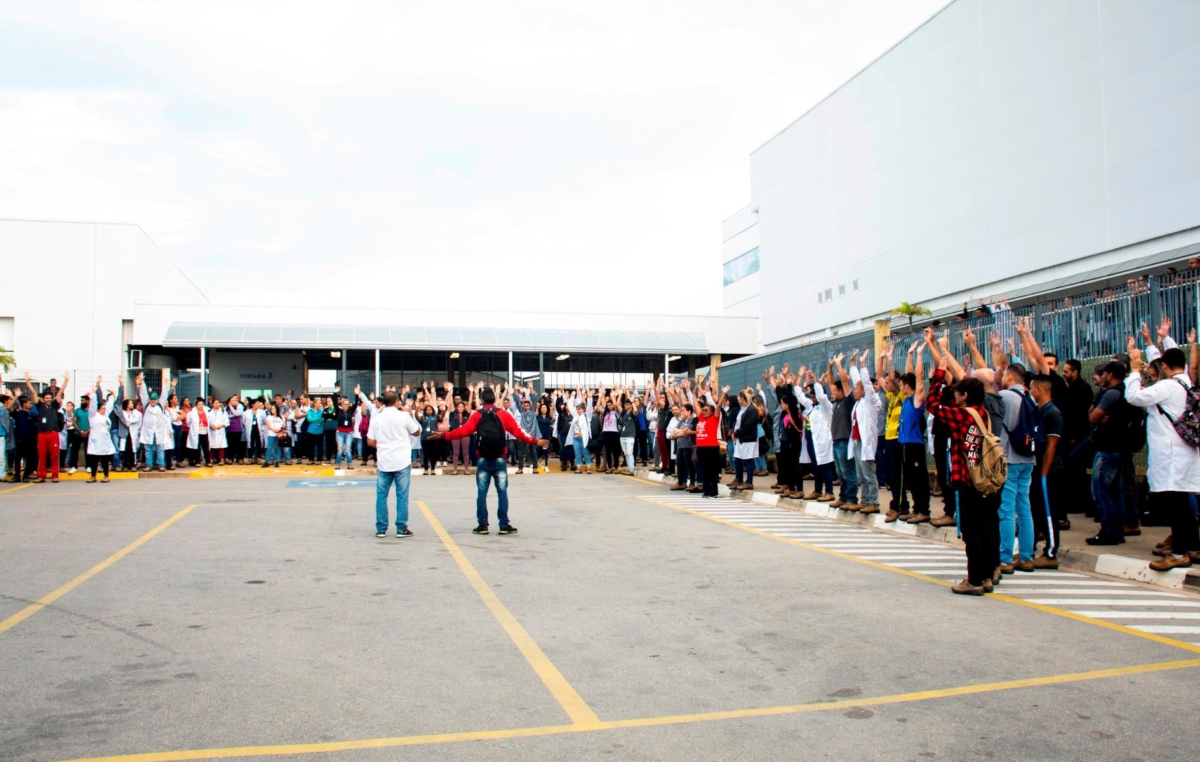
0, 346, 14, 372
891, 302, 932, 329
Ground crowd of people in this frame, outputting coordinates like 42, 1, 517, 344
692, 314, 1199, 596
4, 308, 1200, 594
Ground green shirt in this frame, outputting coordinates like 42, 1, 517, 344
73, 407, 90, 433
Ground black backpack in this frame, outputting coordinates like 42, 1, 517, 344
476, 408, 506, 459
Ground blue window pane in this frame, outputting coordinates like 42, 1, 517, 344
723, 247, 760, 286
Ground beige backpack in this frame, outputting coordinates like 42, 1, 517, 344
963, 407, 1007, 496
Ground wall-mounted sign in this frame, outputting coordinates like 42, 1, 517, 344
238, 369, 275, 382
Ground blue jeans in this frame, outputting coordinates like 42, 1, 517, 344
376, 467, 412, 533
754, 454, 766, 472
1091, 451, 1126, 538
475, 457, 510, 528
145, 439, 165, 468
335, 431, 353, 466
832, 439, 858, 503
999, 461, 1034, 562
265, 438, 281, 464
574, 436, 591, 466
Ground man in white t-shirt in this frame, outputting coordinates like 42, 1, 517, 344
366, 388, 421, 538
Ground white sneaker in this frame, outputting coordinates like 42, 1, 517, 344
68, 468, 77, 474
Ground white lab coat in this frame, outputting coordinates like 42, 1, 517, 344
1124, 373, 1200, 493
848, 366, 881, 461
87, 398, 117, 457
800, 383, 834, 466
208, 407, 230, 449
185, 407, 210, 449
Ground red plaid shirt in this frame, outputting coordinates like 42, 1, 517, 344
925, 369, 990, 489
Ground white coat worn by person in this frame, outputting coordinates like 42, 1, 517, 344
185, 403, 212, 466
208, 404, 230, 457
1123, 357, 1200, 569
86, 394, 117, 482
137, 379, 172, 471
848, 364, 882, 512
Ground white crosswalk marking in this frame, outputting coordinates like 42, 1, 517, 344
641, 493, 1200, 648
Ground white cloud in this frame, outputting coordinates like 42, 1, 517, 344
0, 0, 948, 315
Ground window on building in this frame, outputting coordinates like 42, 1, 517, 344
722, 247, 760, 286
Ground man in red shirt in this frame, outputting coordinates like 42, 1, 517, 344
429, 387, 547, 535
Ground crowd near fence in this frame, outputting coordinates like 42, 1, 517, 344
716, 268, 1200, 431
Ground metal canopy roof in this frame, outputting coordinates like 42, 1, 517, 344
162, 322, 707, 354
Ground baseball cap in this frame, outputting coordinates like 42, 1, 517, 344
1096, 360, 1127, 379
149, 392, 160, 400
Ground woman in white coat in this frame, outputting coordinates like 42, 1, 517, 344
207, 402, 230, 464
185, 401, 212, 467
86, 392, 117, 483
848, 351, 882, 513
1125, 344, 1200, 570
798, 370, 836, 501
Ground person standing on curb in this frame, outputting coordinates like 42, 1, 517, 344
25, 371, 68, 483
428, 387, 547, 535
365, 386, 421, 539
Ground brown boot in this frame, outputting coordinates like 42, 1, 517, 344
907, 513, 930, 524
1148, 554, 1193, 572
1032, 556, 1059, 569
859, 504, 880, 515
829, 500, 845, 509
930, 514, 956, 527
884, 509, 901, 523
803, 491, 821, 500
817, 493, 835, 502
952, 579, 985, 596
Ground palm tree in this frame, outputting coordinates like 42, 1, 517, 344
0, 346, 14, 372
891, 302, 932, 329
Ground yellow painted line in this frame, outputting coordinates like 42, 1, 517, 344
0, 504, 197, 634
0, 482, 32, 496
53, 657, 1200, 762
635, 493, 1200, 656
417, 500, 600, 726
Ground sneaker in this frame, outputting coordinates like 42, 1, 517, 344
68, 467, 76, 475
930, 514, 956, 527
1085, 533, 1125, 546
1032, 556, 1059, 569
375, 531, 386, 538
951, 579, 985, 596
498, 525, 518, 535
472, 525, 489, 535
1148, 554, 1192, 572
396, 528, 413, 538
1014, 559, 1035, 572
907, 513, 930, 525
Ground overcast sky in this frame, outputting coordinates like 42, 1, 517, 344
0, 0, 947, 315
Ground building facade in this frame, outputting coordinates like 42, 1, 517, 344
726, 0, 1200, 353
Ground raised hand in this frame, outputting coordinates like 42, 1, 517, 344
354, 384, 361, 395
1189, 328, 1197, 345
1140, 322, 1153, 346
1158, 316, 1172, 340
962, 327, 975, 346
922, 327, 934, 343
909, 340, 919, 354
1007, 337, 1016, 354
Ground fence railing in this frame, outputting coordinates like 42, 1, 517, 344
718, 269, 1200, 393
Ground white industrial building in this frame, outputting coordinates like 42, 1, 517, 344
1, 218, 756, 402
723, 0, 1200, 352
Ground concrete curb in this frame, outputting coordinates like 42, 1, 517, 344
633, 468, 1200, 591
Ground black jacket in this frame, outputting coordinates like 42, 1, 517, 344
735, 404, 759, 443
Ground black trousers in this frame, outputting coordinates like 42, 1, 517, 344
227, 430, 244, 461
324, 429, 336, 461
884, 440, 903, 510
899, 442, 931, 515
676, 447, 695, 486
1030, 469, 1064, 558
1160, 491, 1200, 555
602, 432, 621, 469
697, 446, 722, 497
778, 438, 800, 491
18, 437, 38, 479
86, 453, 111, 479
957, 484, 1000, 586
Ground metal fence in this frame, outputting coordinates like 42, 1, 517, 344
718, 269, 1200, 392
